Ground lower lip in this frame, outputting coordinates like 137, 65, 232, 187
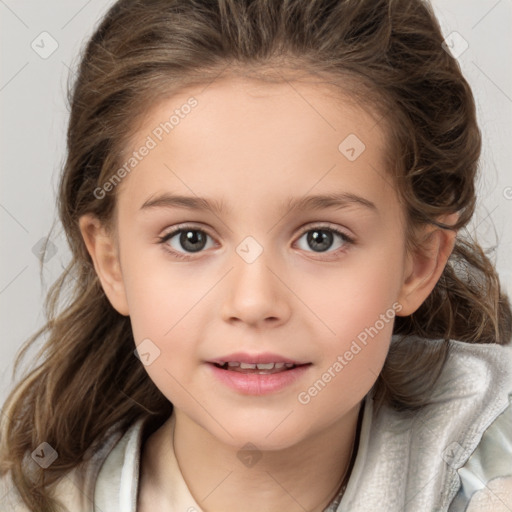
207, 363, 312, 395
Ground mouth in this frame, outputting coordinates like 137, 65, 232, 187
212, 361, 311, 375
207, 357, 312, 395
210, 361, 311, 374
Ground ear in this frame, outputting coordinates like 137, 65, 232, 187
78, 214, 130, 316
397, 214, 458, 317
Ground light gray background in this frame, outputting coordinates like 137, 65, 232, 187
1, 1, 511, 407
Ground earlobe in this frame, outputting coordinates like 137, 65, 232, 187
78, 214, 130, 316
397, 218, 458, 317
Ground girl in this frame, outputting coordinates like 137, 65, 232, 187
1, 0, 511, 511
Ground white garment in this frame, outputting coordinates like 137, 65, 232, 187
1, 337, 511, 511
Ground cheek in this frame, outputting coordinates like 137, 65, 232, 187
122, 254, 213, 407
296, 302, 395, 418
299, 252, 405, 335
124, 273, 174, 343
292, 249, 403, 393
125, 263, 202, 406
120, 242, 203, 342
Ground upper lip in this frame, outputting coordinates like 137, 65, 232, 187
208, 352, 311, 365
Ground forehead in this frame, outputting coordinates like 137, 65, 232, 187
115, 76, 397, 217
131, 75, 386, 152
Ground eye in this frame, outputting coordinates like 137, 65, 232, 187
158, 225, 215, 258
295, 225, 354, 254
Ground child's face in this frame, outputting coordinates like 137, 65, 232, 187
98, 77, 415, 448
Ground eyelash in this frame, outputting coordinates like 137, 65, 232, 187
157, 223, 355, 261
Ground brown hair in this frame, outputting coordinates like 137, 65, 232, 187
1, 0, 510, 510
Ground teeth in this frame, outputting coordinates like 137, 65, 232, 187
240, 362, 257, 369
216, 361, 299, 371
256, 363, 275, 370
239, 362, 295, 370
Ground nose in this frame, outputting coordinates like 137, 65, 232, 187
221, 251, 292, 328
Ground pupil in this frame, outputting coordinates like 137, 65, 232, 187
180, 230, 206, 252
307, 230, 333, 252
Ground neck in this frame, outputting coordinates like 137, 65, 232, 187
144, 403, 363, 512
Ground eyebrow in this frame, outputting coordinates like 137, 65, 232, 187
140, 192, 378, 215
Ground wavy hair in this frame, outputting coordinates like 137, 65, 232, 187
1, 0, 510, 510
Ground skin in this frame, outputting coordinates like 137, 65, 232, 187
80, 75, 457, 512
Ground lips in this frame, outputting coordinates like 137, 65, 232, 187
208, 359, 312, 395
213, 361, 301, 374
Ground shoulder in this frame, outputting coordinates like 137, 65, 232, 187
0, 467, 88, 512
450, 394, 512, 511
94, 416, 149, 509
418, 338, 512, 510
443, 337, 512, 381
410, 337, 512, 420
0, 419, 144, 512
0, 471, 28, 511
341, 337, 512, 511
